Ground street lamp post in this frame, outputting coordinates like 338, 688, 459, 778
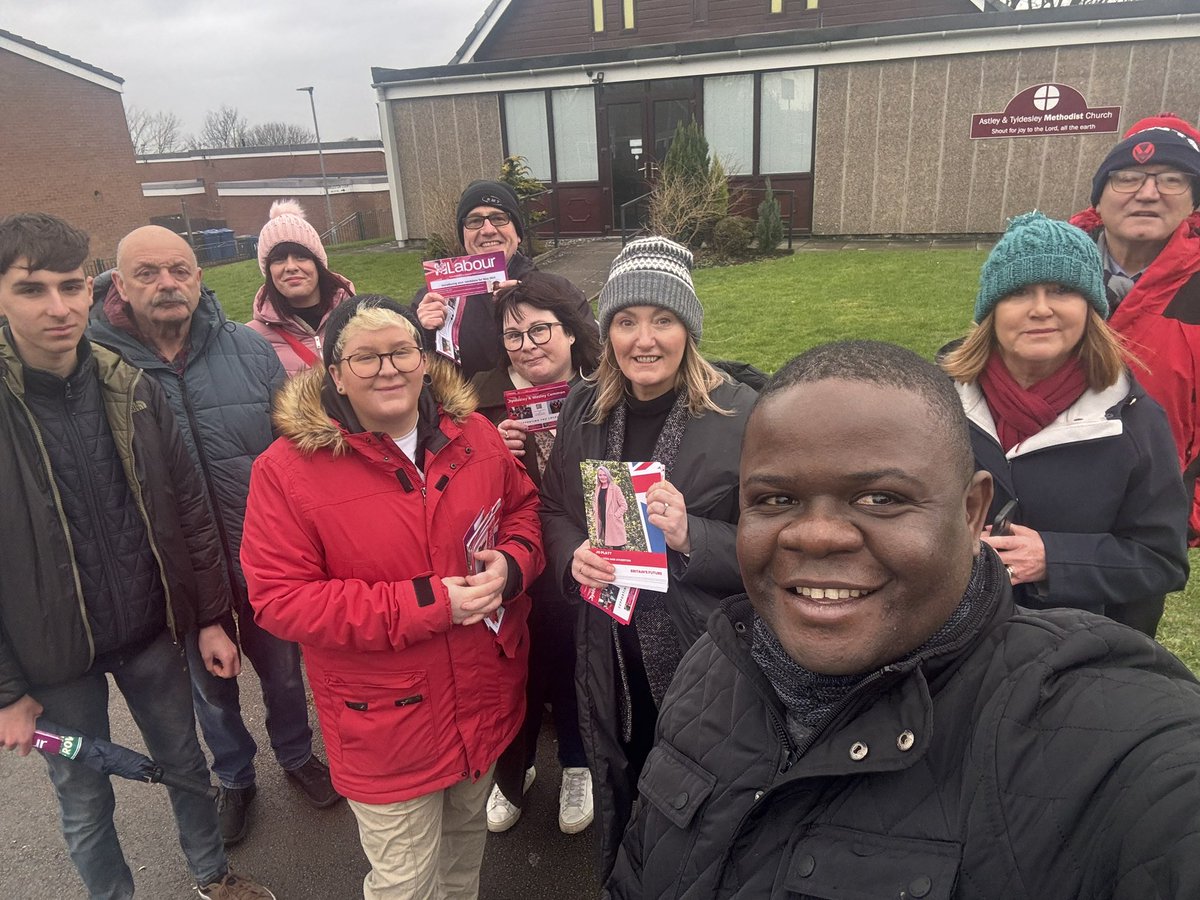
297, 86, 335, 236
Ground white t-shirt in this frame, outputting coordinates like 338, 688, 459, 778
390, 425, 421, 477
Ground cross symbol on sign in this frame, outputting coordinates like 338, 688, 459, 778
1033, 85, 1060, 111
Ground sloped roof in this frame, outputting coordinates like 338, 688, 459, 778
0, 27, 123, 89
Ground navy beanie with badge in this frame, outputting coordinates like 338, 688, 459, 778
456, 181, 525, 244
1090, 113, 1200, 207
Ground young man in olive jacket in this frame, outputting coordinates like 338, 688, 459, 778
0, 214, 274, 900
608, 340, 1200, 900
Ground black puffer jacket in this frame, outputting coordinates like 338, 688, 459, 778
20, 342, 164, 657
0, 333, 231, 707
90, 274, 285, 596
412, 252, 590, 380
608, 552, 1200, 899
539, 377, 757, 880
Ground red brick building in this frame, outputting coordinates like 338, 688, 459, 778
138, 142, 394, 242
0, 28, 149, 263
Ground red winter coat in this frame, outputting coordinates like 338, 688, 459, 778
1070, 208, 1200, 541
241, 367, 543, 804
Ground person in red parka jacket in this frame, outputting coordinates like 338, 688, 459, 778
241, 295, 543, 899
1069, 112, 1200, 542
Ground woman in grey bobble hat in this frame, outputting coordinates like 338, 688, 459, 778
538, 235, 758, 883
941, 211, 1187, 638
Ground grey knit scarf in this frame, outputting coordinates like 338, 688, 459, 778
606, 388, 691, 741
750, 548, 999, 750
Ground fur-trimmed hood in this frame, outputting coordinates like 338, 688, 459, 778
272, 360, 477, 456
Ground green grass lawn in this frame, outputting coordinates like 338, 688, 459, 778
201, 250, 426, 324
203, 244, 1200, 674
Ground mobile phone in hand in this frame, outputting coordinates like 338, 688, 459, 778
992, 499, 1018, 537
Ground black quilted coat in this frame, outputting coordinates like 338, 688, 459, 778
608, 552, 1200, 899
0, 333, 231, 708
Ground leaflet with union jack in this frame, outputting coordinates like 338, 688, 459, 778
583, 459, 668, 593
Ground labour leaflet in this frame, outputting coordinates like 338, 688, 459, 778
582, 459, 668, 593
503, 381, 570, 433
422, 251, 508, 300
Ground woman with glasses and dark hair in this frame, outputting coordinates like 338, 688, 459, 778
941, 212, 1187, 638
241, 295, 543, 898
247, 200, 355, 376
468, 271, 601, 838
538, 237, 757, 883
412, 180, 591, 380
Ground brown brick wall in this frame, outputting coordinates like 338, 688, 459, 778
0, 48, 149, 262
137, 149, 390, 237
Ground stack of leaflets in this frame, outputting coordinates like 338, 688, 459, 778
503, 381, 570, 432
422, 250, 508, 365
578, 460, 669, 624
463, 498, 504, 634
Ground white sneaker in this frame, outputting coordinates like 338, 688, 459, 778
486, 766, 535, 833
558, 767, 594, 834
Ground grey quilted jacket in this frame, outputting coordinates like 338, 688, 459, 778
90, 274, 285, 595
608, 553, 1200, 899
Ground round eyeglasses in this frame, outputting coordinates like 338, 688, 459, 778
1107, 169, 1194, 196
502, 322, 565, 351
463, 212, 512, 230
340, 348, 424, 377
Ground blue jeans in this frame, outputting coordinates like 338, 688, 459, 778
185, 597, 312, 788
36, 631, 227, 899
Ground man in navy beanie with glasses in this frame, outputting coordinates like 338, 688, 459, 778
412, 179, 591, 380
1069, 113, 1200, 543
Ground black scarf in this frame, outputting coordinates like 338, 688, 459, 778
606, 388, 692, 741
751, 548, 1001, 750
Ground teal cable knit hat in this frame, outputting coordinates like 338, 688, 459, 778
975, 212, 1107, 323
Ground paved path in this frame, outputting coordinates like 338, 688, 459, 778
0, 667, 597, 899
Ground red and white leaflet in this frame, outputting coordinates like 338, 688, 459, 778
422, 251, 508, 300
434, 297, 464, 364
580, 584, 639, 625
463, 498, 505, 634
583, 460, 669, 593
503, 381, 570, 433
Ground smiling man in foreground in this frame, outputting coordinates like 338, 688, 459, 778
607, 340, 1200, 899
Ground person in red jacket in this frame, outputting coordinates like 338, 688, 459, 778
1069, 112, 1200, 541
240, 295, 543, 899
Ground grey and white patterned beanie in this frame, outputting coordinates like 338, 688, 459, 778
598, 236, 703, 340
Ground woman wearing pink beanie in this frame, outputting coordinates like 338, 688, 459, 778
246, 200, 355, 376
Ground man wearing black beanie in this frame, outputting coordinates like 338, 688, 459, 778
412, 180, 592, 380
1069, 113, 1200, 544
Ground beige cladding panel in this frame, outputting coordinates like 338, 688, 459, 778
812, 37, 1200, 236
388, 94, 504, 240
871, 59, 918, 235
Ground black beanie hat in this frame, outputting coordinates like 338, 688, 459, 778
456, 180, 524, 245
321, 295, 425, 369
1090, 118, 1200, 207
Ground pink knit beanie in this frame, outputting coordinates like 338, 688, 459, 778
257, 200, 327, 274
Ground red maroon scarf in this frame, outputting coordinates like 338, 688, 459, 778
978, 353, 1087, 451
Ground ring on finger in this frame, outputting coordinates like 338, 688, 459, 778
1005, 565, 1015, 580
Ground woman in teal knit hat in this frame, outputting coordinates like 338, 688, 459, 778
941, 211, 1188, 637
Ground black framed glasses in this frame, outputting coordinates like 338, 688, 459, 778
502, 322, 564, 351
463, 212, 512, 230
340, 347, 424, 377
1107, 169, 1194, 196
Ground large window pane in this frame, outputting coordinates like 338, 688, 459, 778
551, 88, 598, 182
703, 75, 753, 175
503, 92, 551, 181
760, 69, 814, 175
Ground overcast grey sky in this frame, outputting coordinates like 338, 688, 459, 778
5, 0, 493, 143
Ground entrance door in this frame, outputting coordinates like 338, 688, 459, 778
601, 79, 697, 231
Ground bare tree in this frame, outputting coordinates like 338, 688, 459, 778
191, 105, 250, 149
243, 121, 316, 147
126, 106, 185, 154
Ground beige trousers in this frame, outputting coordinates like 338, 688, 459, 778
347, 765, 495, 900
